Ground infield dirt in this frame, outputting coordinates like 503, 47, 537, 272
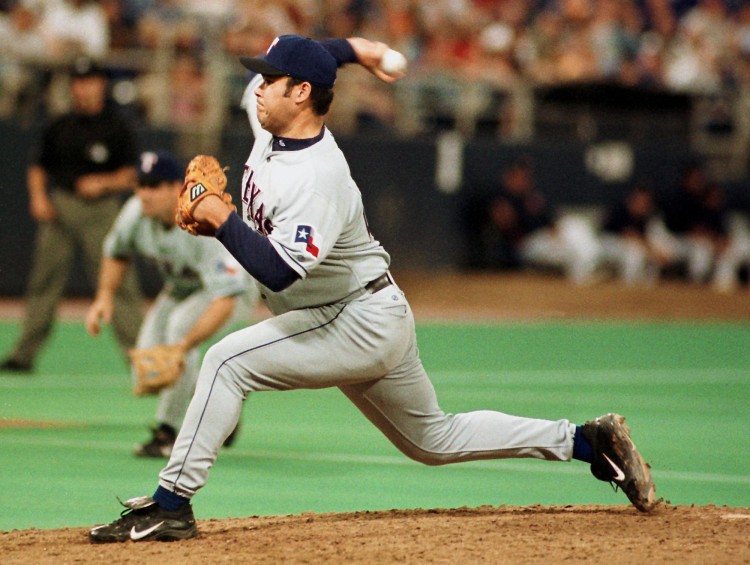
2, 504, 749, 564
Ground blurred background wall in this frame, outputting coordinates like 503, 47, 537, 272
2, 0, 750, 295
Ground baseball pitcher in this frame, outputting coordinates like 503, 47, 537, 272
90, 36, 657, 544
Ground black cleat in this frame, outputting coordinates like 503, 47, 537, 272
0, 358, 33, 373
580, 413, 660, 512
89, 496, 197, 543
134, 424, 176, 458
223, 423, 241, 448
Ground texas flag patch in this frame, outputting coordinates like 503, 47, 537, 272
294, 224, 319, 257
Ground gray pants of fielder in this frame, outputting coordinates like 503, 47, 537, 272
136, 289, 254, 432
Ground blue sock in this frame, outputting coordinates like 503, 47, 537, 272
572, 425, 594, 463
153, 485, 190, 511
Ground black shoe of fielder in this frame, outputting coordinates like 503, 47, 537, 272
580, 413, 660, 512
134, 424, 176, 458
89, 496, 196, 543
223, 422, 241, 448
0, 358, 33, 373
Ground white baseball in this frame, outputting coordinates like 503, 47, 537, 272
379, 49, 407, 75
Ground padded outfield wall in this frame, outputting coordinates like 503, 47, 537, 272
0, 118, 742, 297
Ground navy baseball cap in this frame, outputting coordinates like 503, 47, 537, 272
240, 35, 338, 89
138, 151, 183, 186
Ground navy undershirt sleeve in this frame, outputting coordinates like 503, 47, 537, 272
215, 213, 300, 292
319, 39, 358, 67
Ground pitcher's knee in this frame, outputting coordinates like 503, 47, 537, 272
399, 443, 455, 466
201, 342, 243, 387
202, 342, 226, 370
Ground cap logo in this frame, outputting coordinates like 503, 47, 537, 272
266, 37, 280, 54
140, 152, 158, 174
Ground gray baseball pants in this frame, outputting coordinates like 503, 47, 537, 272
159, 283, 575, 498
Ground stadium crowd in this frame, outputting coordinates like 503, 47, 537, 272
1, 0, 750, 133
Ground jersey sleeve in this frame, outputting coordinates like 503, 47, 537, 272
102, 196, 142, 259
195, 238, 252, 299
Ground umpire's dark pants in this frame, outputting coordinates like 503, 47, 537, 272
8, 190, 143, 366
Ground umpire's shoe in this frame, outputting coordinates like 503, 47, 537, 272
580, 413, 659, 512
89, 496, 197, 543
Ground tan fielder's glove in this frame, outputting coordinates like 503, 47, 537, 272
129, 344, 185, 396
176, 154, 234, 236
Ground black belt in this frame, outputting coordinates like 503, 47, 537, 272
365, 273, 392, 294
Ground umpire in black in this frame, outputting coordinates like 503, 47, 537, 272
1, 57, 143, 372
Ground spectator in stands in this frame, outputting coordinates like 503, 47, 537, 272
39, 0, 110, 59
460, 21, 523, 135
0, 3, 46, 59
596, 182, 669, 285
731, 4, 750, 89
136, 0, 200, 52
620, 31, 667, 89
589, 0, 643, 80
681, 0, 733, 50
516, 8, 563, 85
0, 2, 48, 117
101, 0, 140, 50
135, 50, 207, 128
3, 0, 750, 136
222, 0, 291, 59
166, 51, 207, 127
0, 58, 143, 374
312, 0, 367, 38
401, 7, 474, 132
486, 157, 599, 284
556, 26, 601, 84
664, 0, 738, 94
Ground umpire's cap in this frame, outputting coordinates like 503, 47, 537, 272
70, 57, 107, 79
240, 34, 338, 89
138, 151, 183, 186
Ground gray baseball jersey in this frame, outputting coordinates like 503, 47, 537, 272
240, 79, 390, 314
105, 196, 251, 301
105, 196, 256, 429
159, 75, 575, 499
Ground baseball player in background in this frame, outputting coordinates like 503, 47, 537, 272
90, 35, 658, 544
85, 151, 257, 457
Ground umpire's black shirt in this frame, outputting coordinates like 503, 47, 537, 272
35, 105, 138, 194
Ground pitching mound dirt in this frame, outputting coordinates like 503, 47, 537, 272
2, 504, 749, 564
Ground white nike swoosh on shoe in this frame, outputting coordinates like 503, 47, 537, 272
130, 521, 165, 541
603, 453, 626, 482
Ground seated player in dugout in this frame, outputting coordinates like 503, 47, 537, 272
85, 151, 258, 458
89, 35, 659, 544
